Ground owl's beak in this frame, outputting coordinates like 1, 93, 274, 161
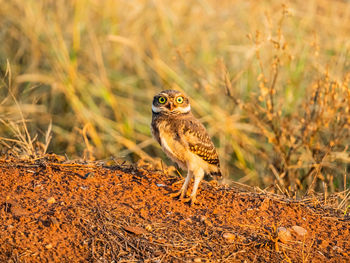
166, 102, 174, 110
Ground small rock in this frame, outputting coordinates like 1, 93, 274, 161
277, 227, 292, 243
45, 243, 53, 249
223, 232, 235, 241
291, 225, 307, 237
47, 197, 56, 204
332, 246, 342, 252
145, 224, 152, 231
198, 215, 212, 226
123, 226, 148, 235
193, 258, 201, 263
185, 217, 193, 224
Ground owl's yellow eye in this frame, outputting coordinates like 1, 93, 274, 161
158, 97, 166, 104
176, 96, 184, 104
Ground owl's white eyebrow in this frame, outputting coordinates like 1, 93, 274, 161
152, 104, 162, 113
176, 104, 191, 113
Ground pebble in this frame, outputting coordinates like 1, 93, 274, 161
45, 243, 53, 249
223, 232, 235, 241
332, 246, 342, 252
277, 227, 292, 243
145, 224, 152, 231
47, 197, 56, 204
123, 226, 148, 235
291, 225, 307, 236
193, 258, 201, 263
199, 215, 213, 226
185, 218, 193, 224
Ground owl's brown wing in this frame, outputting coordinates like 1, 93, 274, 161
181, 118, 220, 167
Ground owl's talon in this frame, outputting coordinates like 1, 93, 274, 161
169, 191, 183, 199
181, 197, 190, 202
171, 179, 184, 187
180, 196, 199, 206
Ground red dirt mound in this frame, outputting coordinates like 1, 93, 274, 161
0, 157, 349, 262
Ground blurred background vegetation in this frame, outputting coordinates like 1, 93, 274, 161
0, 0, 349, 202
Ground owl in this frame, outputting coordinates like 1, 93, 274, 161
151, 90, 221, 205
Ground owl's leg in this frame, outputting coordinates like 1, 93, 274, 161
183, 168, 204, 205
170, 170, 193, 199
179, 170, 193, 199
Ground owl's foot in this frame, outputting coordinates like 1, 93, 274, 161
171, 178, 185, 187
170, 191, 199, 206
169, 190, 186, 199
169, 191, 181, 198
181, 196, 199, 206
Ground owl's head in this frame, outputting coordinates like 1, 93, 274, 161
152, 90, 191, 115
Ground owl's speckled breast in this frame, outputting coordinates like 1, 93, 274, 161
157, 120, 188, 170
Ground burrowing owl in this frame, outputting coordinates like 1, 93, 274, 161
151, 90, 221, 205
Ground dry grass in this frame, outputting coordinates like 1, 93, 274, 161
0, 0, 349, 205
